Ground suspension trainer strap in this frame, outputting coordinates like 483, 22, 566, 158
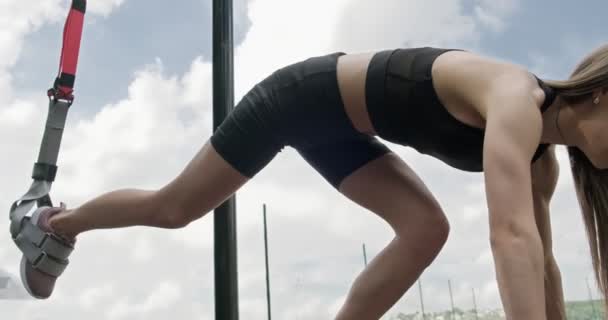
52, 0, 86, 101
10, 1, 87, 239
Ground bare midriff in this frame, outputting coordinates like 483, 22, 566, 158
336, 52, 379, 136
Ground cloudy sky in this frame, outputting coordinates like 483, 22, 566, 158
1, 0, 607, 319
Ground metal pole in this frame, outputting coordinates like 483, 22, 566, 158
587, 277, 599, 319
448, 280, 455, 320
418, 279, 426, 319
213, 0, 238, 319
472, 288, 479, 320
263, 204, 272, 320
362, 243, 368, 268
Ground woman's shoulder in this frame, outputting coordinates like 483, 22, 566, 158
430, 48, 543, 128
435, 49, 544, 110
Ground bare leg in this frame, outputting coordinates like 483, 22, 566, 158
49, 141, 249, 239
335, 153, 450, 320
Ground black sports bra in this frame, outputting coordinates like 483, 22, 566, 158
368, 47, 556, 172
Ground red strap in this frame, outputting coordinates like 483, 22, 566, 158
52, 1, 86, 100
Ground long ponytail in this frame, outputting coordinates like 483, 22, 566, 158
542, 44, 608, 309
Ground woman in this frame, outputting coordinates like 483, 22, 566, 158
19, 44, 608, 319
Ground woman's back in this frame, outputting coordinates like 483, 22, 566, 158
338, 47, 553, 171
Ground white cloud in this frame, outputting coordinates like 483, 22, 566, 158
55, 59, 213, 196
0, 0, 126, 73
107, 281, 182, 319
87, 0, 126, 17
234, 0, 351, 95
333, 0, 480, 53
78, 283, 115, 309
0, 1, 63, 68
473, 0, 520, 33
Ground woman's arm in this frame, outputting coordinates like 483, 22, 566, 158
531, 146, 567, 319
482, 71, 547, 319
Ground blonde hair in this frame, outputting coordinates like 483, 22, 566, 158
544, 44, 608, 103
543, 43, 608, 309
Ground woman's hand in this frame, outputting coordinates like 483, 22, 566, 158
482, 70, 547, 319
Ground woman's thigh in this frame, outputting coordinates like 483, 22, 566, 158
296, 135, 390, 189
337, 151, 448, 234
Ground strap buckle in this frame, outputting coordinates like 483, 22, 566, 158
47, 87, 74, 105
31, 250, 69, 277
31, 251, 50, 269
47, 77, 74, 104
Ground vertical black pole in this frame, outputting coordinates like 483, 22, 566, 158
418, 279, 426, 320
472, 288, 479, 320
448, 280, 455, 320
213, 0, 238, 319
362, 243, 368, 268
263, 204, 272, 320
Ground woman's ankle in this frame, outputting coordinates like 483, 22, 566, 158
48, 209, 78, 241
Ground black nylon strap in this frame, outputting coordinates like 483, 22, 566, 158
55, 73, 76, 91
72, 0, 87, 13
32, 163, 58, 182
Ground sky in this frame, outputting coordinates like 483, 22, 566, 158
0, 0, 607, 319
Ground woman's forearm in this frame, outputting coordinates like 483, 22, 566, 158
545, 257, 567, 319
491, 232, 546, 319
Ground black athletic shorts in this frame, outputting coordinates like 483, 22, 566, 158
210, 52, 392, 189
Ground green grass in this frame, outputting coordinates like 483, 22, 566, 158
565, 300, 605, 320
389, 300, 605, 320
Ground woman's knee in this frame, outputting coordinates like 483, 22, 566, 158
422, 212, 450, 249
150, 190, 194, 229
394, 204, 450, 250
161, 208, 193, 229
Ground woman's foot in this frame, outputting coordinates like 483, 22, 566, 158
19, 205, 76, 299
